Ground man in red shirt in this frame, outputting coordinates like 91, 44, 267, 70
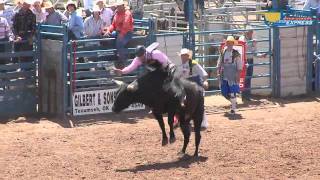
104, 1, 134, 68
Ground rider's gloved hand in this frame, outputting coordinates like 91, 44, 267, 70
113, 67, 123, 76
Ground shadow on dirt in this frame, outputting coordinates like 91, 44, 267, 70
205, 95, 320, 115
1, 95, 319, 127
0, 110, 154, 128
116, 154, 208, 173
72, 110, 152, 127
223, 112, 244, 120
240, 94, 320, 108
0, 116, 40, 124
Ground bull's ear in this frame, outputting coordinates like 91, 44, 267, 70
127, 81, 138, 92
112, 79, 124, 86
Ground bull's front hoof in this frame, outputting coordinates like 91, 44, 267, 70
193, 152, 199, 157
177, 151, 185, 156
169, 137, 176, 144
162, 138, 168, 146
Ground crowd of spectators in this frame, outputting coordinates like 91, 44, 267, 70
0, 0, 145, 68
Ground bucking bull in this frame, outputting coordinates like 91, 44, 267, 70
112, 69, 204, 157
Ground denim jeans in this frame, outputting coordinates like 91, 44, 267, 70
0, 38, 9, 89
13, 35, 33, 66
111, 31, 133, 68
0, 38, 7, 65
243, 58, 253, 97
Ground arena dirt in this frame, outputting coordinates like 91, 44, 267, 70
1, 96, 320, 179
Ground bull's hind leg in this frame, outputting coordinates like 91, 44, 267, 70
193, 97, 204, 157
168, 111, 176, 144
193, 117, 202, 157
153, 113, 168, 146
179, 116, 191, 154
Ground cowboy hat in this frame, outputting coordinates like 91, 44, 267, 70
95, 0, 104, 5
178, 48, 193, 58
43, 1, 53, 9
32, 0, 42, 5
65, 0, 77, 9
92, 5, 100, 12
22, 0, 34, 5
245, 25, 254, 32
226, 36, 235, 43
113, 0, 124, 6
105, 0, 114, 7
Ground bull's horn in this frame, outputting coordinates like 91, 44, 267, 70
127, 80, 138, 92
112, 79, 124, 86
127, 84, 135, 91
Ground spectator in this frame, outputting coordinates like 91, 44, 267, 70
0, 16, 13, 45
0, 0, 15, 27
303, 0, 320, 11
96, 0, 113, 27
216, 36, 242, 114
63, 7, 69, 18
13, 0, 23, 13
176, 48, 209, 129
109, 1, 117, 12
195, 0, 204, 14
183, 0, 189, 21
43, 1, 68, 26
32, 0, 47, 23
104, 0, 133, 68
265, 0, 289, 10
12, 0, 36, 64
128, 0, 144, 19
240, 26, 266, 100
84, 6, 104, 38
66, 1, 84, 40
0, 16, 14, 67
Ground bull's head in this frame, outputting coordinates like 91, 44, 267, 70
112, 80, 137, 113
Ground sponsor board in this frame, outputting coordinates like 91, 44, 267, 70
73, 88, 145, 116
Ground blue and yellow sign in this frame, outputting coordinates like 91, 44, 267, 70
259, 10, 314, 26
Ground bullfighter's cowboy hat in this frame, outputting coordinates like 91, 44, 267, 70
178, 48, 193, 59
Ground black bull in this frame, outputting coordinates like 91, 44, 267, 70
112, 69, 204, 157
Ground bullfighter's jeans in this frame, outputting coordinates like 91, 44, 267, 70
111, 31, 133, 69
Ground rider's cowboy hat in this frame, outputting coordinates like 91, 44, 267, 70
178, 48, 193, 59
